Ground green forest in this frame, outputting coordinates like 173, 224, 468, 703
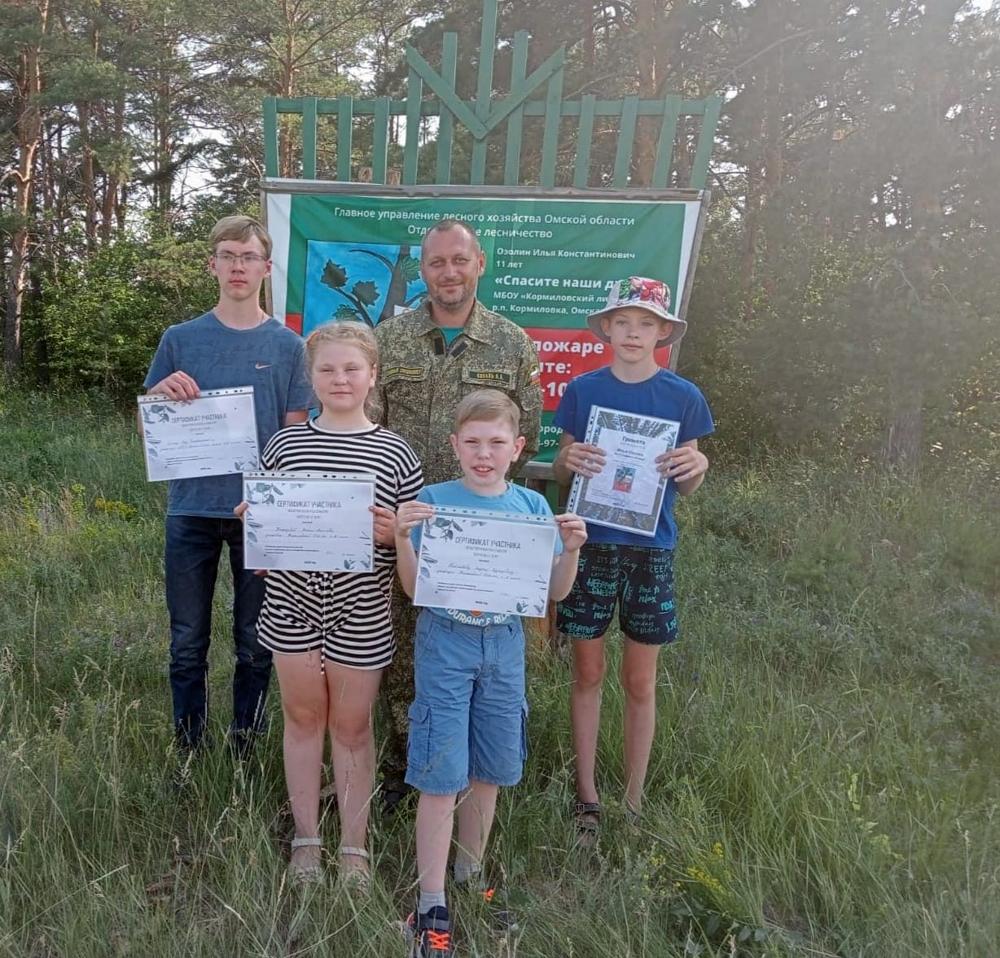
2, 1, 999, 956
3, 0, 998, 478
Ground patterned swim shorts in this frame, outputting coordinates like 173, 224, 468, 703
556, 543, 678, 646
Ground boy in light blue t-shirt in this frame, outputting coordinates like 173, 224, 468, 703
552, 276, 714, 845
394, 389, 586, 958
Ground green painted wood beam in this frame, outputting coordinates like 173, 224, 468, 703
263, 98, 279, 177
407, 44, 487, 138
503, 31, 530, 185
301, 96, 317, 178
268, 95, 715, 120
336, 97, 353, 181
436, 33, 458, 183
470, 0, 498, 183
612, 95, 639, 187
651, 93, 681, 188
539, 68, 565, 188
573, 94, 597, 188
372, 98, 389, 183
690, 95, 721, 189
403, 68, 423, 184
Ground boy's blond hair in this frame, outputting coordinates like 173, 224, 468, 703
453, 389, 520, 434
209, 215, 273, 259
305, 320, 381, 420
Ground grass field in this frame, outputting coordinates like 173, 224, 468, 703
1, 387, 998, 957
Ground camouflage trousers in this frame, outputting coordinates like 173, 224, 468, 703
379, 579, 418, 786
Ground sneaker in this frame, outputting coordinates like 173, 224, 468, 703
405, 905, 454, 957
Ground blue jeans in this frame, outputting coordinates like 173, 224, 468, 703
164, 515, 271, 748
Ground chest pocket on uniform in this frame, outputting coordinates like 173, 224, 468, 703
381, 365, 430, 409
461, 367, 517, 392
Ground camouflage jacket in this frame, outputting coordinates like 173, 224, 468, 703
374, 301, 542, 485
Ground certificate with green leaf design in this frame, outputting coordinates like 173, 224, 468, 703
138, 387, 259, 482
566, 405, 680, 536
243, 472, 375, 572
414, 507, 557, 618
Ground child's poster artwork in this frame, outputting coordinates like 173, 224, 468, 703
303, 241, 427, 334
566, 406, 680, 536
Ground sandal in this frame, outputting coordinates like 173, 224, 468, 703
573, 801, 601, 846
338, 845, 371, 892
288, 836, 324, 885
624, 802, 641, 828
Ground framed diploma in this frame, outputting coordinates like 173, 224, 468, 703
242, 472, 376, 572
566, 405, 680, 536
138, 387, 259, 482
414, 507, 557, 618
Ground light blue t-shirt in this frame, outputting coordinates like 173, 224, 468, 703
411, 480, 562, 626
554, 366, 714, 549
144, 311, 313, 517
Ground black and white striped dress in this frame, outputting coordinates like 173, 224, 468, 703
255, 420, 423, 669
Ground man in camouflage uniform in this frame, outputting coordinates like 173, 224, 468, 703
374, 217, 542, 808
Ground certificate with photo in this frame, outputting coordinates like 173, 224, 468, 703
243, 472, 375, 573
566, 405, 680, 536
138, 387, 259, 482
414, 507, 557, 618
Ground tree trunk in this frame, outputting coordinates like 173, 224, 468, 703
4, 0, 49, 373
582, 0, 595, 71
632, 0, 658, 186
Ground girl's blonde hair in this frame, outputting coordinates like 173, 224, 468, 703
305, 320, 382, 420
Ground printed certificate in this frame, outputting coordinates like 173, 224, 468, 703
243, 472, 375, 572
566, 405, 680, 536
414, 507, 557, 617
138, 387, 259, 482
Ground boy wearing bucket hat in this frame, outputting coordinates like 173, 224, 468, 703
551, 276, 714, 844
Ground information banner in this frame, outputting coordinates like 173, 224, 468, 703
263, 184, 705, 459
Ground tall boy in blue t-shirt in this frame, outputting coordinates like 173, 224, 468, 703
395, 389, 586, 958
552, 276, 714, 843
144, 215, 312, 755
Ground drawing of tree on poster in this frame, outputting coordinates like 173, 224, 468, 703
318, 244, 425, 326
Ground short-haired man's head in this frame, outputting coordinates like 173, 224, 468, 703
209, 215, 272, 259
420, 218, 481, 259
453, 389, 520, 435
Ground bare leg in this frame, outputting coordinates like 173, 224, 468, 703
454, 778, 499, 878
570, 637, 607, 805
415, 791, 457, 896
621, 637, 662, 815
326, 662, 383, 879
273, 650, 328, 871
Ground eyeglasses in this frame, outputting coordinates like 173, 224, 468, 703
214, 252, 267, 266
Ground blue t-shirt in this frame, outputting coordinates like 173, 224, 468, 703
411, 480, 562, 626
554, 366, 714, 549
144, 311, 313, 517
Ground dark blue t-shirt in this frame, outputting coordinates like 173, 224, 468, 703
144, 312, 312, 517
554, 366, 714, 549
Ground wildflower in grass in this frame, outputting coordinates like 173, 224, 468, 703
94, 497, 138, 520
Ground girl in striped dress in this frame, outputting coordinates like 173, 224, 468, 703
254, 321, 422, 886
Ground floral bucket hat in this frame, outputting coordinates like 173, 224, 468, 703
586, 276, 688, 348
